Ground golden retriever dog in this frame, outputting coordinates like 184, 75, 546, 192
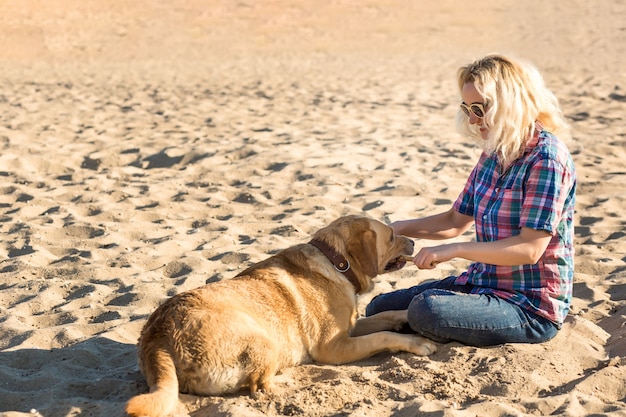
126, 215, 437, 417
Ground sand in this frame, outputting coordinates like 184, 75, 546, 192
0, 1, 625, 416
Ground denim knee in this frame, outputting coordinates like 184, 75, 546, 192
406, 290, 447, 342
364, 294, 382, 317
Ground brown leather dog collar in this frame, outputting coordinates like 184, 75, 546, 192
309, 238, 361, 293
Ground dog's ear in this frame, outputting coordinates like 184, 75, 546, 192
346, 229, 378, 277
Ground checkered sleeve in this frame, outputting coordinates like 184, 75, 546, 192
520, 158, 573, 234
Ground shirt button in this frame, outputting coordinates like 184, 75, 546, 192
483, 215, 487, 219
495, 187, 499, 193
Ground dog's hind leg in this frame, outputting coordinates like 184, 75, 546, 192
242, 339, 281, 396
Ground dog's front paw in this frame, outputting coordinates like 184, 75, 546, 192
411, 336, 437, 355
251, 390, 270, 401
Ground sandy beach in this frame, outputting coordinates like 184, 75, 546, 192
0, 1, 625, 416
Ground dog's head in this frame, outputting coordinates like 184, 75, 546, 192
311, 215, 414, 293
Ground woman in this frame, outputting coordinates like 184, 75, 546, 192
366, 54, 576, 347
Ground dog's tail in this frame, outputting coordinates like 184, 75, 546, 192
126, 348, 179, 417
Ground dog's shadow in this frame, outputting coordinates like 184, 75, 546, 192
0, 337, 144, 416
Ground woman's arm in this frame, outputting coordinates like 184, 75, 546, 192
413, 226, 553, 269
391, 207, 474, 240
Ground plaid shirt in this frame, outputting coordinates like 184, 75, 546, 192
453, 128, 576, 326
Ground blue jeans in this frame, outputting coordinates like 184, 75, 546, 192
365, 276, 559, 347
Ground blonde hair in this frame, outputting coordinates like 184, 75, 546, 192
455, 54, 570, 167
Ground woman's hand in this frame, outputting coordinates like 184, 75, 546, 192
412, 243, 458, 269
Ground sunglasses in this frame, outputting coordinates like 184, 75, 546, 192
460, 102, 486, 118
